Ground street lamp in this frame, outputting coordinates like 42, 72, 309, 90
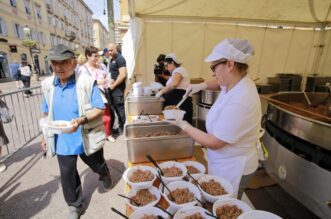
22, 25, 39, 81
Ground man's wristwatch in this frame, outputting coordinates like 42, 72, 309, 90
81, 116, 88, 125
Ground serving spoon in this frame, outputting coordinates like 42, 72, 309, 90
156, 174, 175, 201
117, 194, 140, 206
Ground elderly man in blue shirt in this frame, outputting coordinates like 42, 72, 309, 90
41, 44, 112, 219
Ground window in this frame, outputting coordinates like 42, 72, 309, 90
24, 0, 31, 15
50, 34, 55, 46
13, 23, 24, 39
0, 18, 8, 36
10, 0, 17, 8
35, 4, 42, 20
39, 32, 45, 45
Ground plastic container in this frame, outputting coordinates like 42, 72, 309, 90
198, 174, 234, 203
238, 210, 282, 219
163, 110, 186, 120
163, 181, 201, 212
174, 206, 214, 219
47, 120, 73, 134
159, 161, 187, 184
213, 197, 252, 217
130, 207, 170, 219
126, 186, 161, 211
182, 161, 206, 180
122, 165, 157, 189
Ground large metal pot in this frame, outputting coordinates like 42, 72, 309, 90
199, 90, 220, 105
196, 103, 211, 132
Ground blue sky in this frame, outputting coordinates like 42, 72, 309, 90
84, 0, 120, 31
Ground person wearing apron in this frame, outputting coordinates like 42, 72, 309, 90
166, 39, 261, 199
155, 53, 193, 124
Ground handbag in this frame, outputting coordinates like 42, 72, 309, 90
0, 99, 14, 123
81, 103, 106, 156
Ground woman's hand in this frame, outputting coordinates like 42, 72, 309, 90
65, 118, 81, 133
40, 137, 47, 151
185, 82, 207, 96
164, 119, 191, 131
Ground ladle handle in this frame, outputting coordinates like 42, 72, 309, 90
146, 154, 164, 175
111, 207, 129, 219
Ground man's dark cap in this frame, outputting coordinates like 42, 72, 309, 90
46, 44, 75, 61
103, 48, 109, 55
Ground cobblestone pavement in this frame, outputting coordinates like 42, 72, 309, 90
0, 78, 128, 219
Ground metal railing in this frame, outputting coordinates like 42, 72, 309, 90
0, 86, 43, 162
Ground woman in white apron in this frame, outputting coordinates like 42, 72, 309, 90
167, 38, 261, 199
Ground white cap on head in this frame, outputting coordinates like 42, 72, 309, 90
165, 53, 182, 64
205, 38, 254, 64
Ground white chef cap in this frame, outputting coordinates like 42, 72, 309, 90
205, 38, 254, 64
165, 53, 182, 65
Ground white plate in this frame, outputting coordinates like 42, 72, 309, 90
47, 120, 73, 134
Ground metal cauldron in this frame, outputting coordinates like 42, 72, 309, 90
199, 90, 220, 105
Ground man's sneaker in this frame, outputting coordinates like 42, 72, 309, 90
0, 163, 6, 173
107, 135, 116, 143
68, 206, 83, 219
101, 173, 113, 191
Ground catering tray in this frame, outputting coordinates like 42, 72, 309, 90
125, 122, 194, 163
126, 95, 165, 116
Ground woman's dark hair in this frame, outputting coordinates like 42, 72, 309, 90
156, 54, 166, 63
164, 57, 181, 67
234, 62, 249, 73
85, 46, 99, 58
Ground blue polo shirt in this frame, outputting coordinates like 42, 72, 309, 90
42, 74, 105, 155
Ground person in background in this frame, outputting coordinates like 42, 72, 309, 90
100, 48, 110, 67
107, 43, 127, 134
166, 39, 261, 199
79, 46, 116, 143
18, 60, 32, 97
0, 90, 9, 173
9, 60, 22, 89
154, 54, 171, 86
76, 53, 86, 67
41, 44, 113, 219
155, 53, 193, 123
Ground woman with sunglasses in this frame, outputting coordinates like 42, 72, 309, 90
155, 53, 193, 123
166, 39, 261, 199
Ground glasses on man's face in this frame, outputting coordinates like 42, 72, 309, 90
210, 60, 227, 72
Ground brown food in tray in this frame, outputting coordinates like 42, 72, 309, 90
164, 105, 179, 110
183, 212, 205, 219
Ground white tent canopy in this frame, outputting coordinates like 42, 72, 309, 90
122, 0, 331, 85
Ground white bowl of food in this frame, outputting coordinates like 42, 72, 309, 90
198, 175, 234, 203
159, 161, 187, 184
163, 109, 186, 121
130, 206, 170, 219
213, 197, 252, 218
174, 206, 214, 219
126, 186, 161, 211
123, 165, 157, 189
182, 161, 206, 180
47, 120, 73, 134
238, 210, 282, 219
163, 181, 201, 212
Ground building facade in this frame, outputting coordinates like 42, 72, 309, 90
114, 0, 129, 44
0, 0, 93, 79
92, 19, 110, 50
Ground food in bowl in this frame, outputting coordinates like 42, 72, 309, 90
129, 169, 154, 183
168, 188, 194, 204
131, 189, 157, 207
201, 179, 227, 196
186, 165, 200, 174
216, 204, 243, 219
140, 215, 158, 219
162, 166, 183, 177
183, 212, 204, 219
164, 105, 179, 110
